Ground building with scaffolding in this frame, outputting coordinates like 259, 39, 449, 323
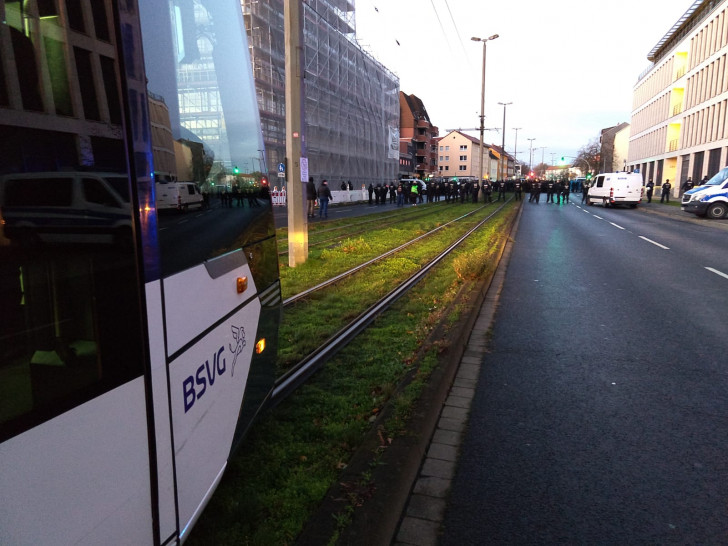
242, 0, 400, 189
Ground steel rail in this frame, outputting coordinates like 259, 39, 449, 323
282, 205, 487, 306
269, 200, 510, 404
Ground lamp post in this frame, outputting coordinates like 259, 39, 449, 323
471, 34, 499, 185
527, 138, 535, 172
498, 101, 512, 180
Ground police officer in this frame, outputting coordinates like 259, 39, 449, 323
561, 180, 570, 203
531, 180, 541, 203
660, 179, 672, 203
482, 180, 492, 203
645, 179, 654, 203
514, 179, 522, 200
496, 180, 506, 201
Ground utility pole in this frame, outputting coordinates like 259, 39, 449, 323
527, 138, 535, 171
471, 34, 499, 185
513, 127, 521, 176
285, 0, 308, 266
498, 101, 512, 179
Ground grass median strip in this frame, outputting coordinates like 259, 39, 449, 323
187, 201, 517, 545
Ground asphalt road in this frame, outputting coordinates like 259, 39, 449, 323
440, 199, 728, 544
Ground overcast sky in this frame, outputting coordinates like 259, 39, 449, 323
355, 0, 694, 166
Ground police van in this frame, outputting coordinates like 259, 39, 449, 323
0, 171, 132, 245
155, 180, 205, 211
681, 167, 728, 219
586, 172, 643, 208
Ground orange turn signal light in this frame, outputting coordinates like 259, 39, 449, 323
236, 276, 248, 294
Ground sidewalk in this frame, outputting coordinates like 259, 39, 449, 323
638, 198, 728, 229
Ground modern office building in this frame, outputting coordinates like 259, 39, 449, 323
629, 0, 728, 194
242, 0, 399, 188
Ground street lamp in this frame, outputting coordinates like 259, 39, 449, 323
498, 101, 512, 180
471, 34, 499, 184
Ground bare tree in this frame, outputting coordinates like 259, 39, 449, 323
574, 139, 600, 175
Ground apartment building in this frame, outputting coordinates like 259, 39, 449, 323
399, 92, 439, 179
629, 0, 728, 194
436, 130, 503, 180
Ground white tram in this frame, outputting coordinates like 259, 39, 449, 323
0, 0, 281, 543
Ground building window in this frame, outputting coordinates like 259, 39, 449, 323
445, 156, 449, 161
439, 145, 443, 151
444, 166, 449, 171
460, 145, 467, 150
460, 155, 467, 161
445, 146, 449, 151
459, 165, 467, 171
439, 155, 443, 161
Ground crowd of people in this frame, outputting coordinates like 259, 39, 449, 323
305, 172, 706, 217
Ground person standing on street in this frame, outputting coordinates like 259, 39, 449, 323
531, 180, 541, 203
645, 179, 654, 203
496, 180, 506, 201
306, 176, 317, 218
317, 179, 332, 218
581, 180, 590, 204
660, 179, 672, 203
514, 179, 522, 200
681, 177, 694, 193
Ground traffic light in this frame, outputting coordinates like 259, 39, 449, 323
233, 165, 240, 175
560, 156, 565, 163
586, 173, 592, 180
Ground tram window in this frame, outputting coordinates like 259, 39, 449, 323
139, 1, 277, 282
0, 0, 144, 443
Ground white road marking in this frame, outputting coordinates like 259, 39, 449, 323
609, 222, 625, 230
594, 215, 603, 220
706, 267, 728, 280
638, 236, 669, 249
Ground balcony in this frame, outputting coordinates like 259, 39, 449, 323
417, 119, 430, 128
414, 134, 428, 143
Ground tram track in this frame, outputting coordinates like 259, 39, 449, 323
282, 204, 489, 306
269, 199, 512, 405
276, 201, 467, 255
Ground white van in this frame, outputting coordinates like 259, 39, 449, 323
155, 181, 205, 211
0, 171, 132, 245
681, 166, 728, 219
586, 172, 643, 208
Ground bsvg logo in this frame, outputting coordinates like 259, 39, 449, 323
182, 326, 246, 413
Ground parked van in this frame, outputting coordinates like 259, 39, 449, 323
681, 167, 728, 219
155, 181, 205, 211
0, 171, 132, 245
586, 172, 643, 208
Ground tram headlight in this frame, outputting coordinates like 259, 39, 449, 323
255, 338, 266, 354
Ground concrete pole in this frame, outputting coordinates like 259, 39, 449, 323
285, 0, 308, 266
